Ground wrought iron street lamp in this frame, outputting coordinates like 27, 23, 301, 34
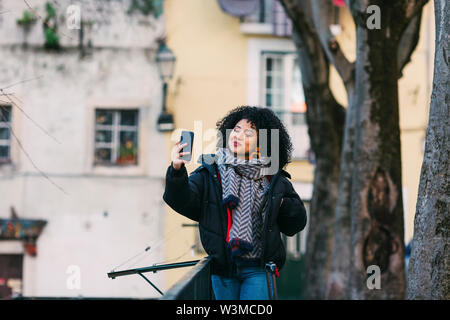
156, 41, 176, 132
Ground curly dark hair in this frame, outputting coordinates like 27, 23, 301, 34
215, 106, 293, 170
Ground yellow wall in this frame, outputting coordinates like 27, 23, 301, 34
398, 2, 434, 243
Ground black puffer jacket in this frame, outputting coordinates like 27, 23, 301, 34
163, 154, 307, 277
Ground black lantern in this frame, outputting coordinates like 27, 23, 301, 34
156, 41, 176, 132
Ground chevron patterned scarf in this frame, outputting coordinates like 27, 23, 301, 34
216, 147, 271, 266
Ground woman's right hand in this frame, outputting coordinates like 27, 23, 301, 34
171, 140, 191, 170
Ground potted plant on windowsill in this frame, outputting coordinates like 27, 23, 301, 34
117, 141, 137, 165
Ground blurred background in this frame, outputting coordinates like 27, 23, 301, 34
0, 0, 438, 299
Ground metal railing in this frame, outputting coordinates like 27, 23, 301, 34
161, 257, 213, 300
106, 256, 213, 300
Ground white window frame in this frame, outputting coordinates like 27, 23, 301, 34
260, 51, 298, 111
84, 100, 147, 177
248, 38, 310, 160
260, 53, 282, 109
94, 109, 139, 166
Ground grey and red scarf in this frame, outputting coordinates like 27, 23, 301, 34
216, 147, 271, 266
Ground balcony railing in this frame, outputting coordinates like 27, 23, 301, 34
161, 257, 213, 300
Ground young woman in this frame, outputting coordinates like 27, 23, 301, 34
163, 106, 307, 300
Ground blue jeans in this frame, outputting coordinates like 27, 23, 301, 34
211, 266, 274, 300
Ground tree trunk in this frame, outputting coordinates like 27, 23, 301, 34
279, 0, 345, 299
327, 1, 426, 299
407, 0, 449, 300
346, 2, 410, 299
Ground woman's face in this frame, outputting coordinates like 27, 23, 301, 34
228, 119, 258, 159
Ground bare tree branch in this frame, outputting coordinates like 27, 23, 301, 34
0, 75, 63, 145
0, 75, 67, 194
0, 104, 69, 195
0, 89, 61, 145
280, 0, 329, 87
1, 76, 44, 90
397, 10, 423, 78
405, 0, 430, 20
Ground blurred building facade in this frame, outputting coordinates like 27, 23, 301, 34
0, 0, 168, 298
0, 0, 435, 299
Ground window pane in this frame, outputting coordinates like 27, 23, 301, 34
120, 110, 138, 126
273, 57, 283, 72
266, 75, 272, 89
0, 128, 10, 140
94, 148, 112, 163
119, 130, 137, 145
0, 106, 11, 122
96, 110, 113, 125
95, 130, 112, 143
0, 146, 9, 159
265, 93, 272, 107
266, 58, 272, 71
117, 131, 138, 165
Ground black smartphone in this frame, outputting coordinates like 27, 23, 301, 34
179, 130, 194, 161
